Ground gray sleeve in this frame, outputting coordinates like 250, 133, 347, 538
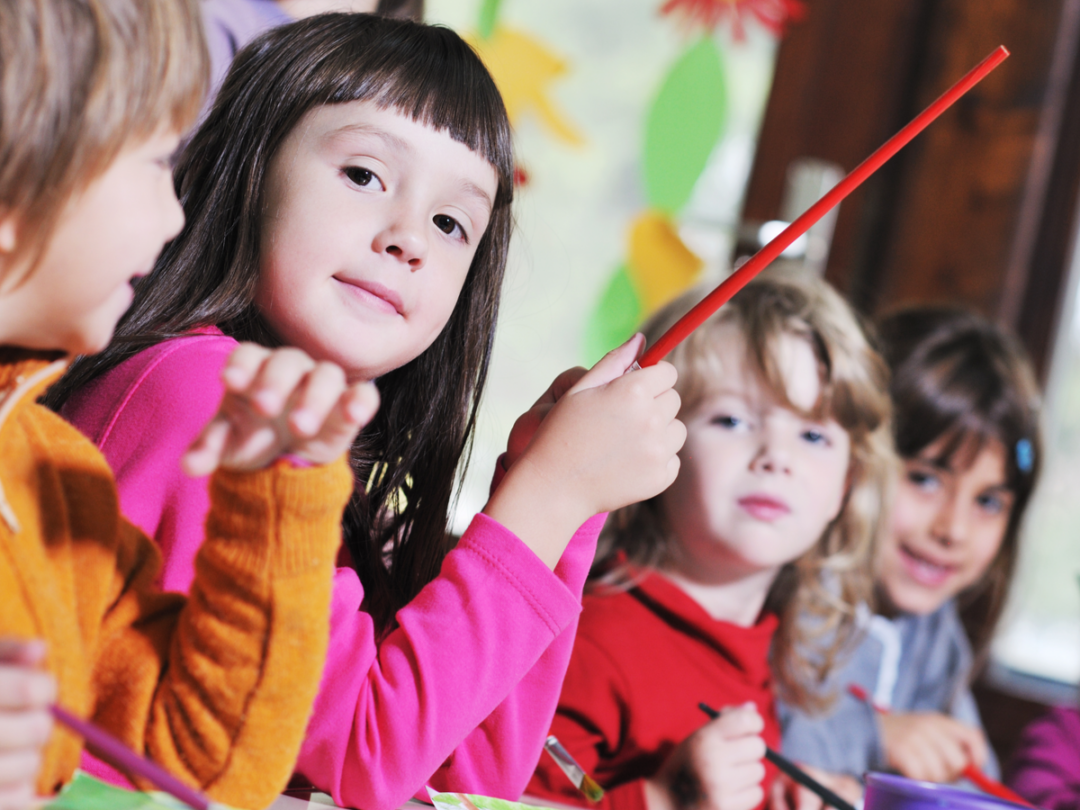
779, 629, 885, 779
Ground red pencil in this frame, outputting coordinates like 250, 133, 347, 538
846, 684, 1033, 807
638, 45, 1010, 368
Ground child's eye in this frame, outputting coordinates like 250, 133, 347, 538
344, 166, 381, 189
976, 491, 1010, 516
906, 469, 940, 491
710, 415, 744, 430
801, 428, 829, 446
433, 214, 466, 241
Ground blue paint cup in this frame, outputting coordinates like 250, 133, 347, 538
864, 773, 1029, 810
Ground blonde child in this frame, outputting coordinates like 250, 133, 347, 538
47, 14, 685, 810
780, 306, 1042, 788
0, 1, 379, 808
528, 270, 894, 810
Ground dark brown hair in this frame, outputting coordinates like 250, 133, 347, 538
876, 306, 1042, 661
0, 0, 207, 282
48, 13, 514, 632
594, 269, 895, 710
376, 0, 424, 20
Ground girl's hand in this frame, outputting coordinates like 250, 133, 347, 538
0, 639, 54, 810
880, 711, 989, 783
644, 704, 766, 810
183, 343, 380, 476
485, 334, 685, 568
504, 366, 587, 469
767, 766, 863, 810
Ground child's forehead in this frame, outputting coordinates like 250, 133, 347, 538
695, 324, 822, 405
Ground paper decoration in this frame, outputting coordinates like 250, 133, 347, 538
45, 772, 228, 810
659, 0, 807, 38
643, 37, 727, 214
467, 28, 583, 146
583, 265, 643, 364
582, 36, 726, 363
429, 789, 559, 810
628, 212, 705, 312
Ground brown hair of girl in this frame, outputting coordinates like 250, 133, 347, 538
48, 13, 514, 633
876, 306, 1042, 662
594, 268, 895, 711
0, 0, 207, 284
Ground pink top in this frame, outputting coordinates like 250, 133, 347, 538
63, 329, 605, 810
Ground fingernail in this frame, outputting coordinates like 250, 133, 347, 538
256, 391, 281, 413
292, 410, 318, 435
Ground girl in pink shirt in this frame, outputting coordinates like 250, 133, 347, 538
48, 14, 685, 810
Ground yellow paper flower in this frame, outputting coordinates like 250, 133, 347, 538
467, 27, 583, 146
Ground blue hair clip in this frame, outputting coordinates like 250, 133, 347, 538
1016, 438, 1033, 473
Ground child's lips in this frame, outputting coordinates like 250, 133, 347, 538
335, 276, 404, 315
898, 544, 957, 588
738, 494, 790, 521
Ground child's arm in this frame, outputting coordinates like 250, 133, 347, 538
0, 640, 55, 810
92, 345, 376, 808
484, 334, 685, 569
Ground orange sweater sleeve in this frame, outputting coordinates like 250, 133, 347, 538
88, 459, 352, 809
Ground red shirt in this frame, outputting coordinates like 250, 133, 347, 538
528, 570, 780, 810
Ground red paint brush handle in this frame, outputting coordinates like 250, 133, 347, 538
845, 685, 1033, 807
961, 765, 1033, 807
638, 45, 1010, 368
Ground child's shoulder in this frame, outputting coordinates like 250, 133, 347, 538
63, 331, 238, 449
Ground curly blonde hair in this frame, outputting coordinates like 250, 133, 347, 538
593, 268, 895, 710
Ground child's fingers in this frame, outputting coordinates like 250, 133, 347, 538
220, 342, 274, 393
0, 708, 52, 751
286, 362, 347, 437
954, 724, 989, 770
0, 668, 54, 711
0, 782, 37, 810
309, 381, 380, 448
570, 333, 646, 393
245, 347, 317, 417
715, 704, 765, 737
0, 750, 43, 786
0, 641, 46, 668
181, 416, 231, 478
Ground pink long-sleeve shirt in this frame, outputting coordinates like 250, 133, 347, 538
62, 328, 604, 810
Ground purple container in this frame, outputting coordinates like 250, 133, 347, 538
864, 773, 1028, 810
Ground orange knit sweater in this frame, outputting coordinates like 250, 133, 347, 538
0, 349, 352, 809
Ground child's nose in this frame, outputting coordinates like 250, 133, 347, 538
749, 432, 792, 474
374, 216, 428, 268
929, 491, 967, 548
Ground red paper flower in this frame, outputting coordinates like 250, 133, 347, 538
659, 0, 806, 38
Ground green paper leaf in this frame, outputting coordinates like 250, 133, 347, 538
46, 773, 216, 810
477, 0, 504, 40
643, 37, 727, 215
583, 265, 642, 366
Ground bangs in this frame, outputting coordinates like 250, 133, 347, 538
228, 15, 514, 207
661, 272, 889, 440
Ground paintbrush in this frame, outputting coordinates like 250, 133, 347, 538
543, 735, 605, 803
637, 46, 1009, 368
51, 704, 211, 810
698, 702, 856, 810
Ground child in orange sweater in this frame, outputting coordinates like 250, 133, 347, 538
0, 2, 377, 808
